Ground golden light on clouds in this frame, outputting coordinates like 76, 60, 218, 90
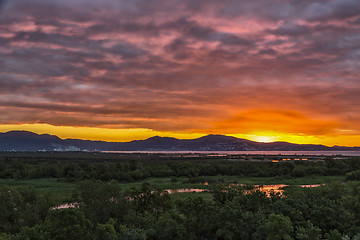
0, 0, 360, 147
213, 110, 340, 136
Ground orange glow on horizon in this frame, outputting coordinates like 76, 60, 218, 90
0, 123, 359, 147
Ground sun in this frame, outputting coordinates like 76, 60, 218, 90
229, 132, 280, 143
252, 135, 277, 143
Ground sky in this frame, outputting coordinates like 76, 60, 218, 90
0, 0, 360, 146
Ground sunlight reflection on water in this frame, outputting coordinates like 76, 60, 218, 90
51, 184, 323, 209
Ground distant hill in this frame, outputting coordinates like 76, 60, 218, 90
0, 131, 359, 151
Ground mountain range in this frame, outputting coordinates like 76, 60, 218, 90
0, 131, 359, 152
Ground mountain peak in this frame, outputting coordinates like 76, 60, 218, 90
197, 134, 243, 142
145, 136, 178, 141
4, 130, 39, 137
148, 135, 162, 139
2, 130, 61, 140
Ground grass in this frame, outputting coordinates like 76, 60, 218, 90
0, 178, 76, 203
118, 177, 210, 190
199, 175, 345, 185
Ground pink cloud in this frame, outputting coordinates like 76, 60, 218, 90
0, 0, 359, 139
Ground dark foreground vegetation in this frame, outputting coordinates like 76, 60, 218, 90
0, 152, 360, 240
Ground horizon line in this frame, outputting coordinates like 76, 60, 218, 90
1, 129, 359, 148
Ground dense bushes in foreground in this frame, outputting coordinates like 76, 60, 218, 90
1, 181, 360, 240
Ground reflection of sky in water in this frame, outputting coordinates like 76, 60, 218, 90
52, 184, 323, 209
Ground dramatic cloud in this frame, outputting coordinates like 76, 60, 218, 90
0, 0, 359, 145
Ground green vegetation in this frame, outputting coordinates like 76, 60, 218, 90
346, 170, 360, 181
0, 152, 359, 239
0, 175, 345, 203
0, 178, 75, 203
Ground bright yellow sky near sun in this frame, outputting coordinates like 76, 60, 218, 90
232, 132, 360, 147
0, 124, 204, 142
0, 123, 359, 147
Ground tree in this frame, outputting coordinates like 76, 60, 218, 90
346, 170, 360, 181
0, 186, 51, 234
127, 182, 171, 216
42, 209, 93, 240
95, 223, 118, 240
12, 226, 47, 240
0, 233, 12, 240
266, 214, 294, 240
74, 180, 129, 224
323, 229, 342, 240
295, 220, 321, 240
117, 225, 146, 240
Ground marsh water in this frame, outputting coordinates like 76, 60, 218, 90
164, 184, 323, 196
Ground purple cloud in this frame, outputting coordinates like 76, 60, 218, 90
0, 0, 359, 139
